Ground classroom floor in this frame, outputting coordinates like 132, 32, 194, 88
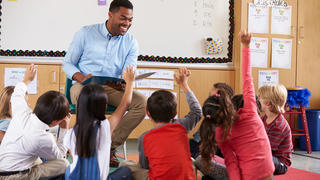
117, 139, 320, 174
291, 150, 320, 173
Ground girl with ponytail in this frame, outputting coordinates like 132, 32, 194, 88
198, 31, 274, 180
195, 89, 237, 180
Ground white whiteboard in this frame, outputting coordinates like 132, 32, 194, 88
0, 0, 232, 60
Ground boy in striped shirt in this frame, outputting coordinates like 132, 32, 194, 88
258, 84, 293, 175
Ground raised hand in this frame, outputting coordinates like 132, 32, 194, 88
238, 30, 252, 48
108, 66, 135, 133
23, 64, 38, 85
174, 67, 191, 92
123, 65, 136, 84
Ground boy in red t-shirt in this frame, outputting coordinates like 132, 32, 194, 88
121, 67, 201, 180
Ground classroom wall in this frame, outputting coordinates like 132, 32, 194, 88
0, 0, 319, 140
1, 0, 231, 60
0, 62, 235, 139
235, 0, 297, 94
235, 0, 320, 109
0, 0, 238, 139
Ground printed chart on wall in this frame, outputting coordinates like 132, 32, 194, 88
258, 70, 279, 88
135, 69, 175, 92
248, 3, 269, 34
250, 37, 268, 68
4, 68, 38, 94
134, 69, 177, 119
0, 0, 232, 62
272, 38, 292, 69
271, 5, 292, 35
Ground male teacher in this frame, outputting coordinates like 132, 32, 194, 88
62, 0, 145, 167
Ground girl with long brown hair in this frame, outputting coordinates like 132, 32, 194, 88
199, 31, 274, 180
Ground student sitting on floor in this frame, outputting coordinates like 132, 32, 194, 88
191, 82, 234, 159
121, 67, 202, 180
258, 84, 293, 175
0, 86, 14, 143
198, 31, 274, 180
194, 94, 263, 180
0, 64, 70, 180
63, 66, 135, 180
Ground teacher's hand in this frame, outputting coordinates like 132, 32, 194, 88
72, 72, 92, 83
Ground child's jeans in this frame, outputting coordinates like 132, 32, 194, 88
272, 156, 288, 175
119, 160, 149, 180
107, 166, 132, 180
195, 156, 229, 180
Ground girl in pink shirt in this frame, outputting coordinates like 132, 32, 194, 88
199, 31, 274, 180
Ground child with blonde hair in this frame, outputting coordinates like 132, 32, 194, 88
258, 84, 293, 175
0, 86, 14, 142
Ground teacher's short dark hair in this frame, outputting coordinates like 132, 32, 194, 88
33, 91, 70, 125
109, 0, 133, 12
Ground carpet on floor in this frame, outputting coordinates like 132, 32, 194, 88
114, 154, 320, 180
274, 167, 320, 180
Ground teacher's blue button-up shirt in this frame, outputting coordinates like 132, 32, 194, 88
62, 22, 139, 79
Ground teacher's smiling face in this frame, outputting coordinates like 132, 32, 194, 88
107, 6, 133, 36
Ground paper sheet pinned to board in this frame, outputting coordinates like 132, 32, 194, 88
250, 37, 268, 68
258, 70, 279, 88
271, 6, 292, 35
248, 3, 269, 34
135, 79, 174, 90
4, 68, 38, 94
272, 38, 292, 69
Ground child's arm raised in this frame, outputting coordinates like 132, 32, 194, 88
23, 64, 37, 85
239, 30, 257, 111
173, 67, 202, 132
11, 64, 37, 118
108, 66, 135, 133
175, 67, 191, 93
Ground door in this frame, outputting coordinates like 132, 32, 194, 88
296, 0, 320, 108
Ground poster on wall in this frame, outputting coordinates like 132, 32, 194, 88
271, 6, 292, 35
248, 3, 269, 34
136, 69, 174, 79
258, 70, 279, 88
272, 38, 292, 69
4, 68, 38, 94
250, 37, 268, 68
